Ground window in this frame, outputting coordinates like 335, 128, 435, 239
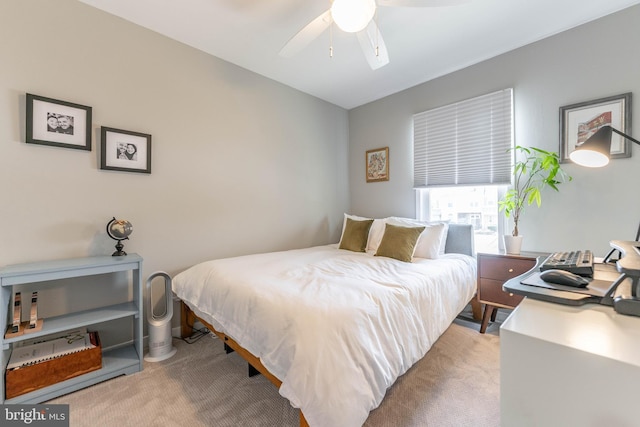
416, 186, 507, 253
413, 89, 513, 252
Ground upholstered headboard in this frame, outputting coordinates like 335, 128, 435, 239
444, 223, 475, 257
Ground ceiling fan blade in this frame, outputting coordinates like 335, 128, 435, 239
279, 9, 333, 58
377, 0, 470, 7
356, 20, 389, 70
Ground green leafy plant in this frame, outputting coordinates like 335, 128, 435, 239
498, 146, 572, 237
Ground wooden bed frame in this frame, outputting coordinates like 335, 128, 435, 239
178, 224, 480, 427
180, 302, 310, 427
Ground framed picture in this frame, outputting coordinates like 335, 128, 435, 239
100, 126, 152, 174
26, 93, 92, 151
366, 147, 389, 182
559, 92, 632, 163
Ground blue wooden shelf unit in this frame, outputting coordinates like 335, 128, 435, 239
0, 254, 143, 403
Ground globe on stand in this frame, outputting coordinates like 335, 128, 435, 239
106, 217, 133, 256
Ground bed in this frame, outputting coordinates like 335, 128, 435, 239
173, 218, 477, 427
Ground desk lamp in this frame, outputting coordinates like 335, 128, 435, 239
570, 124, 640, 245
570, 125, 640, 316
569, 125, 640, 167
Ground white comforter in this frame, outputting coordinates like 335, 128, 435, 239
172, 244, 476, 427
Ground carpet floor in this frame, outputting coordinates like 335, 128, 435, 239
48, 306, 504, 427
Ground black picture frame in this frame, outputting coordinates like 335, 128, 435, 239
100, 126, 152, 174
559, 92, 632, 163
26, 93, 92, 151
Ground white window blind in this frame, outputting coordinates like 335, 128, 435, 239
413, 88, 513, 188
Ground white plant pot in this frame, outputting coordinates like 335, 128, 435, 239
504, 235, 523, 255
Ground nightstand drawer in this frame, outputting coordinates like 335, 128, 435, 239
479, 278, 524, 307
479, 256, 535, 282
476, 252, 543, 333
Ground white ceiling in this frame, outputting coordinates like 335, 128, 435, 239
79, 0, 640, 110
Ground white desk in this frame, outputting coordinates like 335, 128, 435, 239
501, 298, 640, 427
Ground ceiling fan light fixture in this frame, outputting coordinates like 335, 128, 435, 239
331, 0, 377, 33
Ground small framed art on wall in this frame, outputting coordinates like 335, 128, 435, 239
559, 92, 632, 163
100, 126, 152, 174
366, 147, 389, 183
26, 93, 92, 151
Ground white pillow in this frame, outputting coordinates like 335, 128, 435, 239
386, 217, 449, 259
415, 223, 448, 259
366, 218, 386, 253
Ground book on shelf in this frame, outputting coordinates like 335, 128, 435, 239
7, 331, 96, 370
27, 291, 38, 330
12, 292, 21, 333
5, 331, 102, 399
15, 327, 88, 348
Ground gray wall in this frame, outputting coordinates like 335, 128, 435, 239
0, 1, 349, 330
349, 5, 640, 256
3, 1, 639, 336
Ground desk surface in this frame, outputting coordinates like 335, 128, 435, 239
503, 259, 626, 306
501, 297, 640, 426
502, 298, 640, 368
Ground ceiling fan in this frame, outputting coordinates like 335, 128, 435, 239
279, 0, 469, 70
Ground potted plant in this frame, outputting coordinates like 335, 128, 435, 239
498, 146, 572, 254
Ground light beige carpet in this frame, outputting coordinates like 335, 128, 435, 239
49, 316, 500, 427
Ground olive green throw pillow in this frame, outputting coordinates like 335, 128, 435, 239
375, 223, 425, 262
339, 218, 374, 252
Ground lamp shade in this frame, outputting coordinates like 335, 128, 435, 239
331, 0, 376, 33
569, 126, 613, 167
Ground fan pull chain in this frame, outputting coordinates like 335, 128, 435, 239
329, 21, 334, 58
375, 10, 379, 58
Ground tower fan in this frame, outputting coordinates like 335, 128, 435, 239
145, 271, 177, 362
